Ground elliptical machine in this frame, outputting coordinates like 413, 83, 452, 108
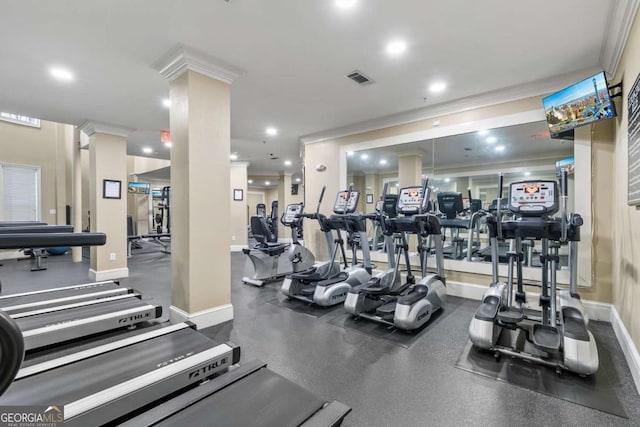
468, 171, 598, 375
281, 188, 372, 306
345, 179, 447, 330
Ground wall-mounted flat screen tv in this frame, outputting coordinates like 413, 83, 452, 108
543, 71, 616, 136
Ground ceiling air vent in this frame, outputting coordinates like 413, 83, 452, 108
346, 70, 375, 86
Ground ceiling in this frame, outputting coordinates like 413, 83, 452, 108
0, 0, 618, 176
347, 120, 573, 175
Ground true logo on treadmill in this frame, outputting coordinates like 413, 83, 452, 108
188, 357, 229, 379
118, 313, 150, 323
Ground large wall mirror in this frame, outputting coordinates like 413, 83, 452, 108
345, 119, 591, 286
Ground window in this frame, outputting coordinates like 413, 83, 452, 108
0, 164, 40, 221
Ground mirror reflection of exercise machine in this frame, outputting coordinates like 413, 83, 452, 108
154, 186, 171, 235
253, 201, 278, 242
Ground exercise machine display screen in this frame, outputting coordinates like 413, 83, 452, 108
333, 191, 359, 214
282, 204, 303, 225
509, 180, 558, 214
397, 186, 425, 214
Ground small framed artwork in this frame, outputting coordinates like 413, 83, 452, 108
233, 189, 244, 201
103, 179, 122, 199
291, 183, 299, 196
366, 193, 374, 204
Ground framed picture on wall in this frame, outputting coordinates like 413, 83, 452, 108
103, 179, 121, 199
234, 189, 244, 201
366, 194, 374, 204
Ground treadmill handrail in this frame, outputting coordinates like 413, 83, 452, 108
0, 225, 73, 235
0, 232, 106, 249
10, 293, 141, 319
0, 281, 116, 301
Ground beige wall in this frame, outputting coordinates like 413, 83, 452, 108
230, 163, 248, 246
612, 10, 640, 352
0, 119, 73, 223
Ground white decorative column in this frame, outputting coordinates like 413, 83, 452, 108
154, 44, 243, 328
80, 121, 133, 280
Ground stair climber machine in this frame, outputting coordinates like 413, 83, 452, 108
345, 180, 447, 330
242, 203, 315, 287
468, 171, 598, 375
281, 188, 372, 306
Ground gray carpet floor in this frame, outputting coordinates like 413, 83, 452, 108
1, 250, 639, 426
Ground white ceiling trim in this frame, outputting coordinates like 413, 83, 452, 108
79, 120, 134, 139
152, 44, 245, 84
301, 67, 601, 145
599, 0, 640, 78
231, 161, 251, 168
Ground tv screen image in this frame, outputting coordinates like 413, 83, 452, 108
542, 71, 616, 135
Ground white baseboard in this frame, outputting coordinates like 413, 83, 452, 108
89, 267, 129, 281
230, 245, 248, 252
448, 280, 611, 321
611, 306, 640, 394
170, 304, 234, 329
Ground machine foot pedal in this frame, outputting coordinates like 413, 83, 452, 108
532, 324, 561, 352
497, 307, 524, 324
375, 301, 397, 319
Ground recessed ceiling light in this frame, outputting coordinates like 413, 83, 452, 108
295, 177, 301, 182
444, 178, 451, 183
266, 127, 278, 136
265, 181, 271, 185
162, 98, 171, 108
165, 141, 172, 148
524, 171, 531, 176
335, 0, 357, 8
478, 130, 489, 136
395, 183, 400, 187
486, 137, 497, 143
347, 151, 355, 156
495, 145, 505, 152
230, 153, 238, 160
248, 179, 253, 184
379, 159, 387, 165
284, 160, 292, 166
142, 147, 153, 154
360, 153, 368, 160
386, 40, 407, 56
50, 67, 74, 81
429, 82, 447, 93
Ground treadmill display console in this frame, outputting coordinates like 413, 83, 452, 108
397, 186, 425, 214
509, 180, 558, 215
333, 191, 360, 214
282, 204, 303, 225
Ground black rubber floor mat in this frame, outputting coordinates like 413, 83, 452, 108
265, 295, 344, 319
455, 338, 627, 418
327, 296, 466, 349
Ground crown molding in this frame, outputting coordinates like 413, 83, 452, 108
599, 0, 640, 79
231, 161, 251, 168
300, 66, 601, 145
153, 44, 245, 84
79, 120, 134, 138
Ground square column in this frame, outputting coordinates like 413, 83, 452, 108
80, 121, 132, 281
155, 45, 243, 328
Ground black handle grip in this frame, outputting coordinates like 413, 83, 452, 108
561, 169, 568, 197
467, 187, 472, 204
498, 173, 504, 199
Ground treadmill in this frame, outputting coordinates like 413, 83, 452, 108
12, 292, 161, 351
0, 314, 350, 426
0, 232, 162, 351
